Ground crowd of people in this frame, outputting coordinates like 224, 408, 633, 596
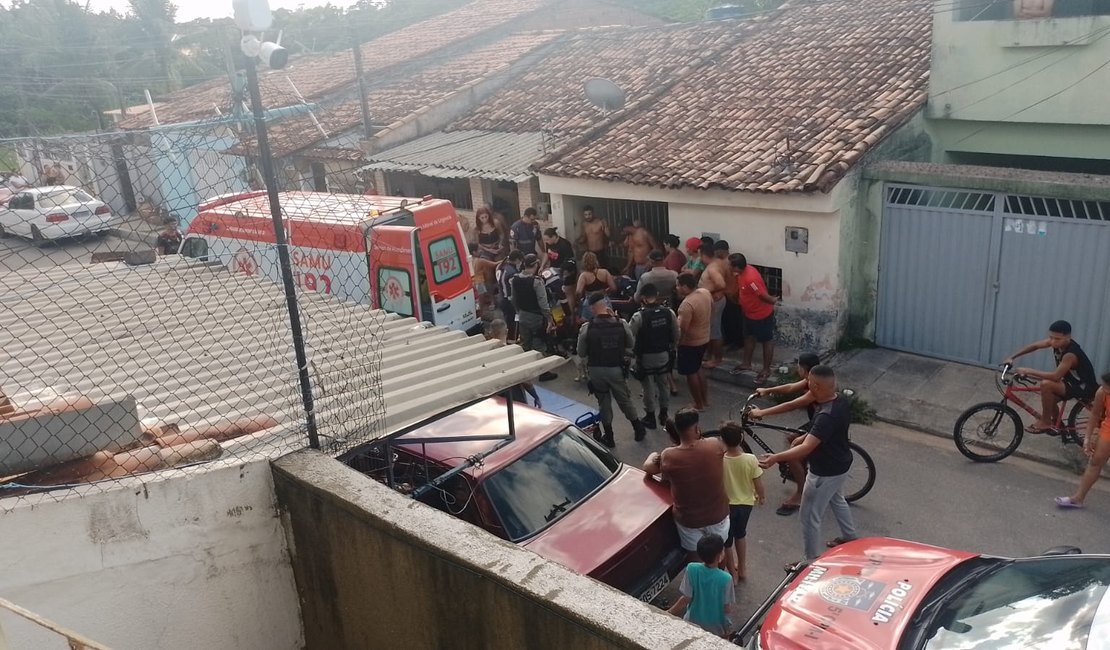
471, 204, 783, 427
473, 203, 867, 637
640, 361, 859, 637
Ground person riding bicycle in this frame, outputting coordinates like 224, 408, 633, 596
746, 352, 821, 516
1004, 320, 1097, 434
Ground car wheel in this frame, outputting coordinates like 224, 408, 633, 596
30, 225, 46, 247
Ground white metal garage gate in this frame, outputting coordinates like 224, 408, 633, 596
876, 183, 1110, 373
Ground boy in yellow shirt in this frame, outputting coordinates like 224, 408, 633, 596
720, 422, 765, 581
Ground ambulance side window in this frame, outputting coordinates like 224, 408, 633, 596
377, 267, 415, 317
427, 236, 463, 284
180, 237, 208, 261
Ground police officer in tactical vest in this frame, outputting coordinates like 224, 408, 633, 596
577, 293, 646, 446
510, 253, 552, 355
629, 283, 679, 430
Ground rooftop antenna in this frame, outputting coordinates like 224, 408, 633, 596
583, 78, 626, 113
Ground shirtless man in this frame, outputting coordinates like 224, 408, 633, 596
577, 205, 611, 270
697, 243, 729, 369
622, 216, 660, 281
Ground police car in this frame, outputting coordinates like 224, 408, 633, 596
736, 537, 1110, 650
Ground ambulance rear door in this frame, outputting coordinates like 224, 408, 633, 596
412, 202, 477, 332
367, 225, 424, 321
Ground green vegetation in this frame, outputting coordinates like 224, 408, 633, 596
837, 336, 878, 352
0, 147, 16, 172
0, 0, 465, 138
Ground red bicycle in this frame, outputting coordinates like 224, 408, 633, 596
953, 363, 1091, 462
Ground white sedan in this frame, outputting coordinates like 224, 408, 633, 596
0, 186, 121, 243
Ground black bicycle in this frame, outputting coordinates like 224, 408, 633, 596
728, 393, 876, 503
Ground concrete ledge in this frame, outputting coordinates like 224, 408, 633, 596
107, 227, 158, 247
864, 160, 1110, 202
272, 450, 733, 650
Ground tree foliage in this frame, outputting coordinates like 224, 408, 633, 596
0, 0, 466, 138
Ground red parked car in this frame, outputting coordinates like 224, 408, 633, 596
737, 537, 1110, 650
344, 396, 683, 602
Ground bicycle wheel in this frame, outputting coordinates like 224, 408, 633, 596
953, 402, 1023, 462
1066, 401, 1091, 441
844, 442, 876, 503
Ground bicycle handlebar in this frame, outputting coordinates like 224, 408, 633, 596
740, 393, 759, 423
999, 362, 1036, 387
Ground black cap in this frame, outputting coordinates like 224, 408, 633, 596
640, 283, 659, 298
648, 249, 665, 261
523, 253, 540, 268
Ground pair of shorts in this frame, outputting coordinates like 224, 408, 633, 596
725, 504, 753, 544
675, 514, 731, 552
745, 313, 775, 343
676, 344, 707, 376
710, 297, 725, 340
1064, 382, 1096, 403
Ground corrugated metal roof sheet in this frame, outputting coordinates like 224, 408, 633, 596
0, 258, 561, 456
360, 130, 556, 182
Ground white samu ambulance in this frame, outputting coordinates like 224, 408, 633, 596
179, 191, 479, 333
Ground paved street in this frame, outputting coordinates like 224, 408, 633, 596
0, 232, 143, 272
537, 360, 1110, 624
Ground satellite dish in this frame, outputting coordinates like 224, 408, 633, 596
584, 78, 626, 112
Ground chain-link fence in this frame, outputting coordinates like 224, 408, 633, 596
0, 108, 398, 506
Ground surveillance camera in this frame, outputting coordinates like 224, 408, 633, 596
259, 41, 288, 69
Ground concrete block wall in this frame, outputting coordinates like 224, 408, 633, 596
272, 450, 733, 650
0, 460, 302, 650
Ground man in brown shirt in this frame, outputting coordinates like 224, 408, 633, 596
643, 408, 729, 558
676, 274, 712, 411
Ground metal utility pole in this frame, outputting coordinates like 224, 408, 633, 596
349, 26, 374, 139
243, 55, 322, 449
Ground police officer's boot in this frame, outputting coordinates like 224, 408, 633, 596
659, 409, 668, 427
641, 412, 657, 430
632, 418, 647, 442
600, 422, 616, 449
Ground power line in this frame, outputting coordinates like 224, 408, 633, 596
954, 56, 1110, 145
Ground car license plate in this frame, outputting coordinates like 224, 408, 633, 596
640, 571, 669, 603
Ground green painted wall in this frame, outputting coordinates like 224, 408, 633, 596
840, 114, 933, 342
929, 8, 1110, 159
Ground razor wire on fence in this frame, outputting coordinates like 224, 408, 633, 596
0, 109, 391, 506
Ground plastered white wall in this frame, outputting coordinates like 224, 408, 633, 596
667, 203, 843, 310
0, 461, 302, 650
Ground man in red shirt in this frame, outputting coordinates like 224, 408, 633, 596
730, 253, 778, 384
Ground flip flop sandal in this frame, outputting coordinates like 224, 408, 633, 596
827, 536, 855, 548
1025, 424, 1052, 434
1055, 496, 1084, 509
776, 504, 800, 516
728, 366, 749, 376
754, 372, 770, 386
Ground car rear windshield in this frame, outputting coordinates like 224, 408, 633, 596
483, 427, 620, 542
919, 557, 1110, 650
39, 189, 93, 207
